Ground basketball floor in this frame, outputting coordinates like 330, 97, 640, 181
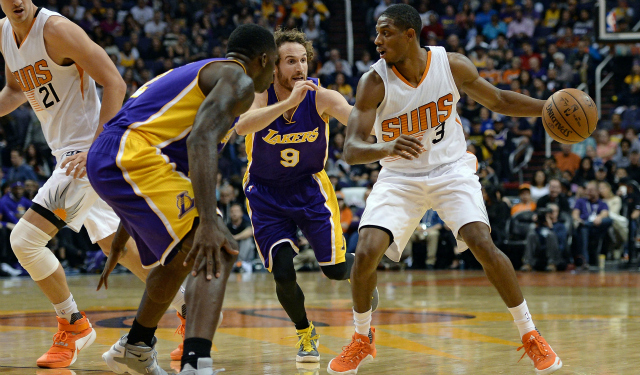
1, 270, 639, 374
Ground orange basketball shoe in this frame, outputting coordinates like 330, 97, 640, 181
36, 313, 96, 368
169, 311, 223, 361
170, 312, 186, 361
327, 328, 376, 375
517, 330, 562, 374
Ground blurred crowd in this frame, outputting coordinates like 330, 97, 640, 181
0, 0, 639, 275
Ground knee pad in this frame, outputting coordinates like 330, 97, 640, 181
10, 220, 58, 281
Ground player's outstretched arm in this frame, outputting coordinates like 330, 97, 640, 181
318, 87, 352, 125
235, 79, 318, 135
0, 62, 28, 117
44, 17, 126, 135
448, 52, 545, 117
343, 70, 423, 165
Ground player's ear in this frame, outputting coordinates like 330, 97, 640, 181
406, 28, 416, 41
260, 52, 268, 68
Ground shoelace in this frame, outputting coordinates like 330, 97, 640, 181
339, 338, 368, 363
517, 335, 549, 363
52, 331, 69, 346
174, 323, 185, 338
294, 328, 319, 353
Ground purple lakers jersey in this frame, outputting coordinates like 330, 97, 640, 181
244, 78, 328, 186
103, 58, 242, 174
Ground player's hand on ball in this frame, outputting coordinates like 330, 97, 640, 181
60, 151, 88, 179
97, 244, 126, 290
287, 80, 318, 109
385, 134, 425, 160
184, 223, 239, 280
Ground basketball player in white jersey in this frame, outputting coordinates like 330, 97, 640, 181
0, 0, 186, 368
328, 5, 561, 375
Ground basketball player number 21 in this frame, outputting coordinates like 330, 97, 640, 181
280, 148, 299, 167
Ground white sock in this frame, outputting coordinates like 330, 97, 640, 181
53, 294, 79, 323
354, 309, 372, 336
170, 285, 186, 317
508, 300, 536, 338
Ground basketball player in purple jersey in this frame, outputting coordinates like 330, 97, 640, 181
235, 29, 378, 363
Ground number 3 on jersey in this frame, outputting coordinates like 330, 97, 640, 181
281, 148, 299, 167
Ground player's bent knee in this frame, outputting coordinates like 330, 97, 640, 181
272, 264, 296, 285
320, 263, 348, 280
10, 220, 58, 281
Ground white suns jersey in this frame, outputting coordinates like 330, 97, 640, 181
373, 46, 467, 173
1, 8, 100, 160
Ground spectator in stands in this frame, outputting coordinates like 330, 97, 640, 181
373, 0, 393, 21
611, 138, 631, 168
553, 52, 574, 84
25, 144, 50, 182
336, 191, 352, 234
144, 10, 167, 37
521, 203, 566, 272
538, 178, 572, 214
520, 42, 541, 71
572, 156, 596, 186
410, 209, 443, 270
502, 57, 522, 85
529, 58, 546, 81
512, 184, 537, 215
573, 9, 594, 38
23, 179, 39, 201
355, 51, 373, 77
227, 203, 255, 273
482, 14, 507, 42
318, 48, 352, 78
0, 181, 32, 224
440, 5, 457, 33
328, 73, 354, 104
483, 185, 510, 246
218, 184, 239, 224
555, 143, 582, 174
595, 129, 618, 162
130, 0, 154, 26
303, 17, 322, 44
543, 2, 560, 28
68, 0, 85, 22
421, 13, 444, 42
627, 150, 640, 182
507, 8, 535, 39
189, 35, 210, 62
599, 181, 628, 256
479, 58, 501, 85
573, 181, 611, 268
100, 8, 120, 35
530, 170, 549, 202
7, 149, 38, 183
475, 1, 497, 29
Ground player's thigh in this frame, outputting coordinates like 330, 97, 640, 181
83, 198, 120, 244
427, 154, 490, 249
359, 170, 429, 262
32, 166, 100, 232
244, 182, 297, 271
295, 171, 346, 266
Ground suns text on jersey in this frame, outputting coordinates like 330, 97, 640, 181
262, 127, 319, 145
12, 59, 53, 92
381, 93, 453, 141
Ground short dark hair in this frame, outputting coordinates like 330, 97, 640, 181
380, 4, 423, 35
620, 138, 632, 148
227, 24, 276, 60
274, 28, 314, 64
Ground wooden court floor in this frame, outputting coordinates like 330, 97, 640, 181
0, 270, 639, 374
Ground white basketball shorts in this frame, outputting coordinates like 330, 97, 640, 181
359, 152, 490, 262
32, 152, 119, 243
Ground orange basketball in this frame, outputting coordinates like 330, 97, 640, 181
541, 88, 598, 144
